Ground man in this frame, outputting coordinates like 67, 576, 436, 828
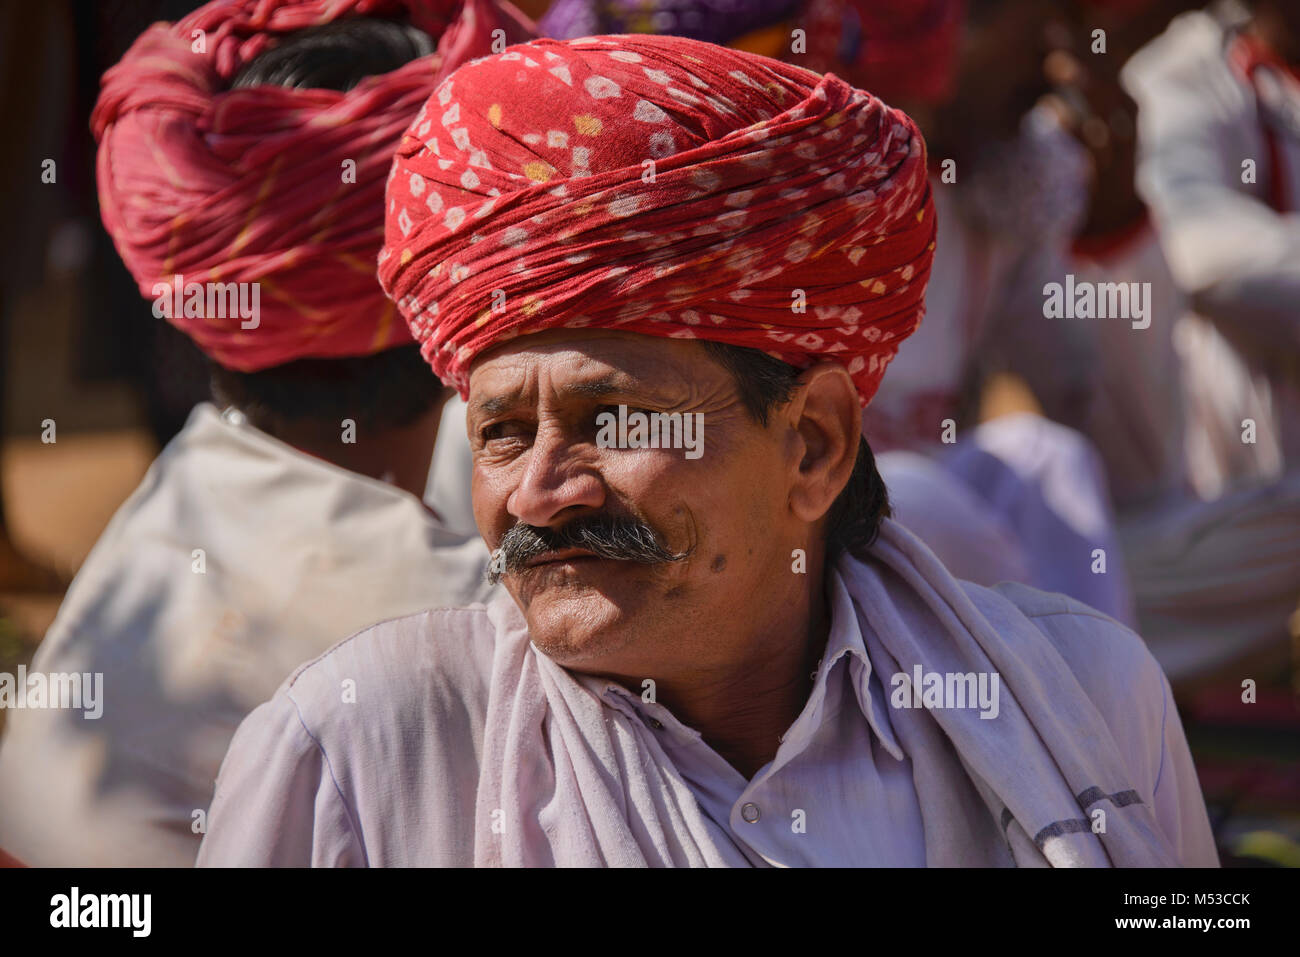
1086, 0, 1300, 683
1126, 0, 1300, 482
0, 0, 534, 866
199, 34, 1217, 866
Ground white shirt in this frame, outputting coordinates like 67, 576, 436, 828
0, 403, 492, 866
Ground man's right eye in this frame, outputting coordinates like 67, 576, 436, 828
481, 421, 531, 443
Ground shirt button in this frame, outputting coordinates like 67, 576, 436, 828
740, 802, 761, 823
647, 717, 664, 730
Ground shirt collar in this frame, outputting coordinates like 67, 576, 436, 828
811, 564, 906, 762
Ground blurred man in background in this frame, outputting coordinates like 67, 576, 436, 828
1032, 0, 1300, 695
0, 0, 535, 866
1127, 0, 1300, 481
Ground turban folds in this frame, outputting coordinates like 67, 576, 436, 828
379, 34, 936, 406
92, 0, 535, 372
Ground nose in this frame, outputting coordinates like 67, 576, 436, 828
506, 422, 605, 528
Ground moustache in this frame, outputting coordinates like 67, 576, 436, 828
487, 513, 689, 585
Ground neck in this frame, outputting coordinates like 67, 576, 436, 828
270, 404, 444, 499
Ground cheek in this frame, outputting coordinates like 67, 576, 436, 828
598, 447, 678, 493
699, 442, 791, 564
711, 473, 782, 565
608, 445, 780, 561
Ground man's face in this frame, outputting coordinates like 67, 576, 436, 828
466, 330, 800, 679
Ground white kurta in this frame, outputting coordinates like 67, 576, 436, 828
1064, 227, 1300, 682
197, 522, 1217, 867
0, 404, 492, 866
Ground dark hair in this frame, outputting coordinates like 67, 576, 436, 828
700, 340, 891, 559
229, 19, 434, 92
211, 19, 444, 438
209, 345, 447, 434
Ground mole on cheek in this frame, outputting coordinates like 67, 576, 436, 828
710, 554, 727, 572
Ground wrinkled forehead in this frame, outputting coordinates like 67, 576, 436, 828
466, 329, 723, 408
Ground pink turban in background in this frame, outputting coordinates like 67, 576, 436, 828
92, 0, 535, 372
379, 33, 935, 406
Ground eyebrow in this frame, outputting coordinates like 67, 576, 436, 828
472, 372, 649, 418
562, 374, 630, 400
473, 394, 518, 418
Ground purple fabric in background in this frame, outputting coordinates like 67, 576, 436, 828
538, 0, 803, 44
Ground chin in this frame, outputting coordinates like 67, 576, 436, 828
509, 570, 654, 667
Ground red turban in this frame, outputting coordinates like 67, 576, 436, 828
93, 0, 535, 372
795, 0, 966, 107
379, 34, 936, 407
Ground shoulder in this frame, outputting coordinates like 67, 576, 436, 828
1126, 11, 1226, 86
970, 581, 1170, 780
275, 604, 499, 743
976, 580, 1163, 689
962, 579, 1217, 863
1124, 10, 1248, 120
203, 603, 504, 865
